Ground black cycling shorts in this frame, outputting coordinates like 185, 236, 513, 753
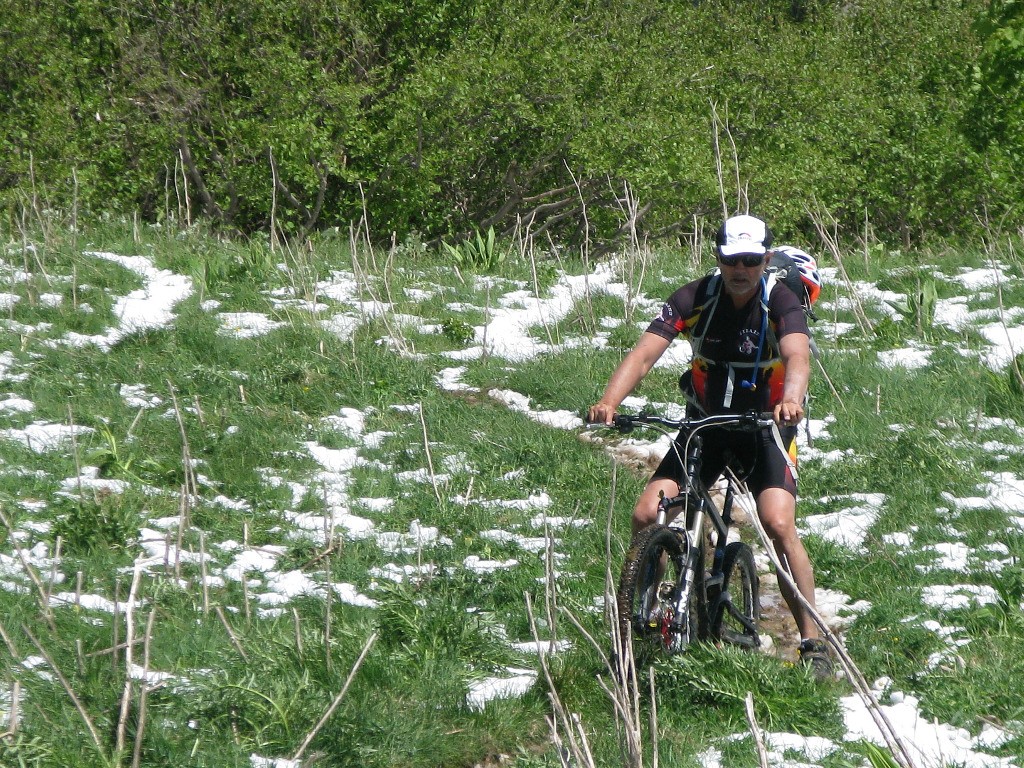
651, 424, 798, 498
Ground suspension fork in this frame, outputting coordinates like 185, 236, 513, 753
671, 435, 707, 630
708, 484, 735, 579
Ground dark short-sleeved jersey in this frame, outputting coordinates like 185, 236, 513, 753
645, 274, 810, 414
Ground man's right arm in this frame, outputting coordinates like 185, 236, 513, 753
588, 331, 673, 424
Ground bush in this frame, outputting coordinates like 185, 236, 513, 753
0, 0, 1013, 248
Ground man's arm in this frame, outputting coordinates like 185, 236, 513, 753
588, 332, 672, 424
774, 332, 811, 426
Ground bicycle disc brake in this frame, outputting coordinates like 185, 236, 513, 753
662, 595, 694, 653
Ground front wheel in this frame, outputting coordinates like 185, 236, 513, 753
708, 541, 760, 649
616, 525, 704, 665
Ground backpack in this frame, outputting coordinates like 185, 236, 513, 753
767, 245, 822, 321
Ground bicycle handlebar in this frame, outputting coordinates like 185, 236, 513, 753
586, 410, 775, 435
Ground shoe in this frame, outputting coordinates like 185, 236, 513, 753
798, 638, 833, 681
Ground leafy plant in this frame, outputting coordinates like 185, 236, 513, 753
863, 742, 901, 768
85, 425, 169, 484
441, 316, 475, 345
50, 494, 140, 555
442, 227, 504, 273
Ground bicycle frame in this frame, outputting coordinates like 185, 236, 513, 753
604, 410, 771, 651
656, 432, 742, 645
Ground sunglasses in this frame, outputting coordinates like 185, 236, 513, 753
718, 253, 765, 268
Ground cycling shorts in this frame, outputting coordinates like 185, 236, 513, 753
651, 424, 798, 498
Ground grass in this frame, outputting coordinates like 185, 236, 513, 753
1, 217, 1024, 767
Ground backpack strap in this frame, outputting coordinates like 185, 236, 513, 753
686, 272, 723, 361
690, 273, 780, 366
687, 274, 785, 406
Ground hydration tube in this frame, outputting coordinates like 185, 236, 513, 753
740, 275, 769, 392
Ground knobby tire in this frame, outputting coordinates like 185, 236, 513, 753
616, 525, 705, 668
708, 541, 760, 649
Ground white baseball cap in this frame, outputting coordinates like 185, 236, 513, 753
716, 215, 773, 257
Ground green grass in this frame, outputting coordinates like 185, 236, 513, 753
1, 219, 1024, 767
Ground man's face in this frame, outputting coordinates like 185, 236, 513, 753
717, 252, 768, 298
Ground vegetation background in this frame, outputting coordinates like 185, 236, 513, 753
2, 0, 1023, 249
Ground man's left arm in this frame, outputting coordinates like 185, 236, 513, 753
775, 332, 811, 426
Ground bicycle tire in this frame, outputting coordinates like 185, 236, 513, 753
708, 541, 760, 649
616, 525, 704, 661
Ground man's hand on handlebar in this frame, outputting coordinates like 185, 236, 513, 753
587, 402, 618, 425
773, 399, 804, 428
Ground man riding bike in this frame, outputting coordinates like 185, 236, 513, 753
588, 214, 831, 679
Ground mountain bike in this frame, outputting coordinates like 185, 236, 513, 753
599, 411, 773, 665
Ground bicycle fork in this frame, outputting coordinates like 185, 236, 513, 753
662, 513, 708, 646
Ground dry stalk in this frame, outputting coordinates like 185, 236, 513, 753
745, 692, 770, 768
325, 500, 336, 673
648, 668, 658, 768
199, 532, 210, 616
0, 623, 20, 737
417, 402, 443, 504
525, 593, 597, 768
613, 181, 650, 327
115, 562, 145, 761
241, 572, 252, 625
83, 638, 145, 660
807, 202, 872, 336
167, 382, 199, 497
292, 608, 304, 659
215, 606, 248, 661
356, 181, 379, 272
349, 238, 408, 353
23, 625, 106, 758
3, 681, 20, 736
268, 147, 280, 252
178, 147, 192, 226
709, 100, 743, 217
688, 214, 705, 268
113, 580, 121, 671
68, 404, 84, 504
814, 355, 847, 412
565, 161, 593, 267
603, 464, 646, 766
167, 380, 197, 579
131, 610, 157, 768
526, 233, 556, 348
26, 153, 55, 245
0, 507, 56, 632
71, 167, 79, 252
539, 459, 648, 767
726, 468, 920, 768
543, 524, 559, 648
292, 632, 378, 760
0, 621, 19, 657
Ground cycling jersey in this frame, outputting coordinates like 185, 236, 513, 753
645, 274, 809, 415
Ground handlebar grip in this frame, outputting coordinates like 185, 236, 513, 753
582, 415, 635, 433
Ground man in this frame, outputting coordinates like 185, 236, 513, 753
588, 214, 831, 678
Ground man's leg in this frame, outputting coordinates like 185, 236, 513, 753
756, 486, 819, 640
632, 477, 680, 537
